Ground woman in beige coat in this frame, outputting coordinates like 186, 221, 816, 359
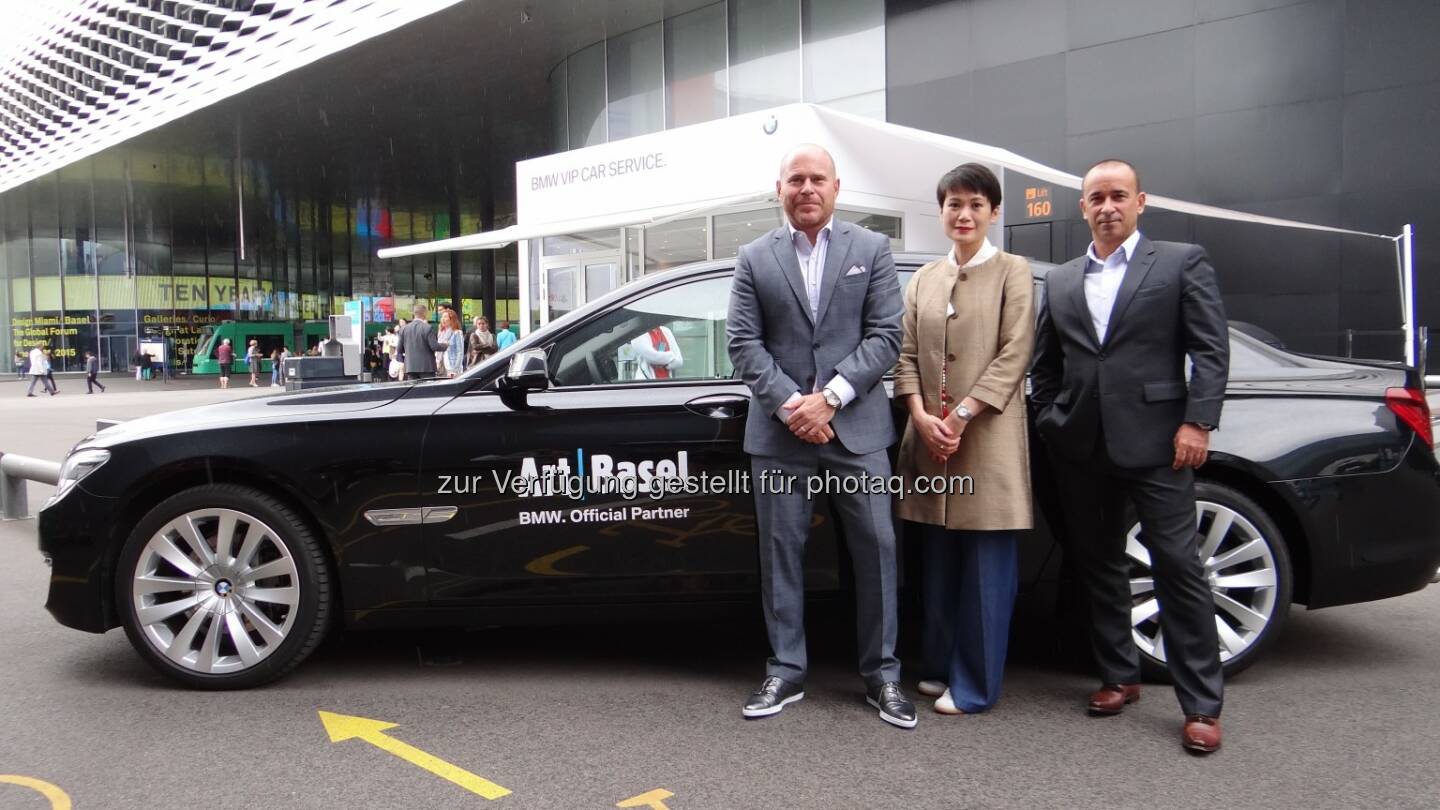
893, 163, 1035, 715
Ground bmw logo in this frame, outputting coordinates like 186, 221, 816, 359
215, 580, 233, 597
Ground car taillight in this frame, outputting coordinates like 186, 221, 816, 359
1385, 387, 1433, 450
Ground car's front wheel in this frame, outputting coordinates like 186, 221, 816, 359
116, 484, 332, 689
1130, 480, 1293, 680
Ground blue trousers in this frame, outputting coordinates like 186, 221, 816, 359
917, 524, 1018, 712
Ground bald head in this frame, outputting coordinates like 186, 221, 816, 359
778, 144, 837, 180
777, 144, 840, 240
1082, 159, 1142, 193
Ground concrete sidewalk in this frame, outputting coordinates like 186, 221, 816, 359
2, 370, 257, 395
0, 374, 274, 467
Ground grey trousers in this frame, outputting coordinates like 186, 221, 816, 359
751, 441, 901, 688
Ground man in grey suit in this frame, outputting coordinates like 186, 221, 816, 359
1031, 159, 1230, 753
396, 303, 442, 380
727, 144, 915, 728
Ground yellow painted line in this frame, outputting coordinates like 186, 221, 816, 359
618, 788, 675, 809
0, 775, 72, 810
318, 711, 510, 800
523, 544, 590, 576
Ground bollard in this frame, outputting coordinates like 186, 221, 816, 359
0, 451, 22, 520
0, 451, 63, 521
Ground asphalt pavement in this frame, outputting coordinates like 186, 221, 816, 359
1, 381, 1438, 809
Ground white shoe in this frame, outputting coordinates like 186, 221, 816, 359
934, 689, 965, 715
917, 679, 946, 698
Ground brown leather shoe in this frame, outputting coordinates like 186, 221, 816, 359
1087, 683, 1141, 715
1183, 715, 1222, 753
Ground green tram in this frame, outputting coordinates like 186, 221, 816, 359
191, 320, 390, 375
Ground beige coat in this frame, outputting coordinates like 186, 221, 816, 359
893, 250, 1036, 530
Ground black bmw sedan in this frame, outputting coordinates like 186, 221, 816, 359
38, 255, 1440, 689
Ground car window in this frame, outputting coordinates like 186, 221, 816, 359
549, 276, 735, 387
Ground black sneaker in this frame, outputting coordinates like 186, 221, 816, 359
866, 681, 918, 729
742, 676, 804, 718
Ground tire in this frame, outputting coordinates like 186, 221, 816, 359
115, 484, 332, 689
1131, 480, 1293, 681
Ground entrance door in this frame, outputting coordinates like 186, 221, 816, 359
101, 335, 135, 373
542, 264, 578, 323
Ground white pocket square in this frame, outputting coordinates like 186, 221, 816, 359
845, 265, 867, 276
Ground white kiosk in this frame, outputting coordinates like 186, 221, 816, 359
380, 104, 1417, 364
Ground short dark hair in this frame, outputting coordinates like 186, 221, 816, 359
936, 163, 1002, 208
1083, 158, 1142, 192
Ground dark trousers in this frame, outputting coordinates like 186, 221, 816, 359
918, 524, 1018, 712
751, 443, 901, 688
86, 373, 105, 392
1049, 443, 1224, 717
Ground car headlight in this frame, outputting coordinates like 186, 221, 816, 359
48, 448, 111, 505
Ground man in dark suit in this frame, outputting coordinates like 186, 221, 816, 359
727, 144, 913, 728
1031, 159, 1230, 753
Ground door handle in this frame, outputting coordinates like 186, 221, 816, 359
684, 394, 750, 420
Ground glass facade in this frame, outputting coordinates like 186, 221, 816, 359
1, 144, 520, 374
550, 0, 885, 149
3, 0, 893, 373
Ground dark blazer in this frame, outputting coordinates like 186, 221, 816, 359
727, 221, 903, 456
1030, 236, 1229, 468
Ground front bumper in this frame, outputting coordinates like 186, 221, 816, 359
37, 486, 120, 633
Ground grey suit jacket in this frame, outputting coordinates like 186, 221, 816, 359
727, 221, 903, 456
396, 319, 442, 374
1030, 236, 1229, 468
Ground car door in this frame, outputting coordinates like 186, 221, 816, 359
420, 273, 769, 605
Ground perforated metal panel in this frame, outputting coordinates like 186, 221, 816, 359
0, 0, 465, 192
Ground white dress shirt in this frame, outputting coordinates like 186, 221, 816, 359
1084, 229, 1142, 344
779, 218, 856, 420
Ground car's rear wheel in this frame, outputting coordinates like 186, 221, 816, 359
116, 484, 331, 689
1130, 480, 1293, 681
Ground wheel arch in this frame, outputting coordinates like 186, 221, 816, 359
100, 458, 344, 630
1199, 461, 1313, 605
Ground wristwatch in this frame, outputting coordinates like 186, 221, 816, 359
955, 403, 974, 422
1189, 422, 1216, 431
822, 387, 843, 409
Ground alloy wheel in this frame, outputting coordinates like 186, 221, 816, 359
1127, 500, 1280, 664
129, 507, 300, 674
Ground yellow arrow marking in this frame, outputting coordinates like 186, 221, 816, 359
618, 788, 675, 809
318, 711, 511, 800
523, 544, 590, 576
0, 775, 72, 810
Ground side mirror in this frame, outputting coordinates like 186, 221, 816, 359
500, 348, 549, 393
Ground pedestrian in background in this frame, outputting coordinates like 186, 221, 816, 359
84, 350, 107, 394
467, 316, 496, 367
270, 346, 284, 387
26, 343, 56, 397
438, 308, 464, 377
44, 348, 59, 393
894, 163, 1035, 717
396, 305, 442, 380
496, 319, 516, 350
216, 338, 234, 389
246, 339, 262, 387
